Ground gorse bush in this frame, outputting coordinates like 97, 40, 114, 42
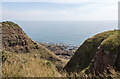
46, 61, 52, 68
2, 50, 8, 63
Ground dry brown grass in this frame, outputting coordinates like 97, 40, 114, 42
2, 52, 61, 77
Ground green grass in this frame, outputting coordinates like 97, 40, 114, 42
64, 30, 120, 73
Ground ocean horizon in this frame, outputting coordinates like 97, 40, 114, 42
12, 21, 117, 46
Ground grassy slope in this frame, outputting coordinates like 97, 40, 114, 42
64, 30, 119, 73
100, 31, 120, 71
2, 52, 61, 77
1, 21, 67, 77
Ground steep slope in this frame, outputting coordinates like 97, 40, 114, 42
1, 21, 66, 77
64, 30, 120, 77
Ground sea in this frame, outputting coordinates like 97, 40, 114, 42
14, 21, 117, 46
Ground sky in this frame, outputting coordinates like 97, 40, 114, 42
1, 0, 119, 21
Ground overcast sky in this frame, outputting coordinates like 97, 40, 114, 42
2, 0, 119, 21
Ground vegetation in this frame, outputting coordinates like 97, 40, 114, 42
2, 52, 61, 77
64, 30, 120, 78
46, 61, 52, 68
1, 21, 67, 77
2, 50, 8, 63
1, 21, 120, 78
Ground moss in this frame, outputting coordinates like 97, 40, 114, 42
82, 62, 92, 74
100, 32, 120, 54
64, 30, 120, 73
87, 39, 93, 43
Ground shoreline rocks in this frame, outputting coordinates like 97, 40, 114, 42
40, 43, 78, 59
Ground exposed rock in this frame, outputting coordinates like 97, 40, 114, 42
2, 21, 40, 53
40, 43, 78, 59
88, 34, 120, 77
64, 30, 120, 78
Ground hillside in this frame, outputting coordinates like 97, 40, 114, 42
1, 21, 66, 77
64, 30, 120, 78
2, 51, 62, 77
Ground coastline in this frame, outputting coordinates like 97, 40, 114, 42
40, 42, 79, 59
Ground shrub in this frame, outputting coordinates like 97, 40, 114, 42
2, 50, 8, 63
46, 61, 52, 68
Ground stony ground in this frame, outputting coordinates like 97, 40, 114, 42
40, 43, 78, 59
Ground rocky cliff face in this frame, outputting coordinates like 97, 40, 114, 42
2, 21, 41, 53
87, 33, 120, 77
64, 30, 120, 77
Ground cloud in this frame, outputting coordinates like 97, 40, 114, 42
2, 0, 119, 3
2, 0, 118, 21
2, 6, 117, 21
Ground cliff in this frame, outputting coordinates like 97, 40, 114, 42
64, 30, 120, 78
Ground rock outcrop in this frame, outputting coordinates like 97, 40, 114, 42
2, 21, 42, 53
64, 30, 120, 77
87, 33, 120, 77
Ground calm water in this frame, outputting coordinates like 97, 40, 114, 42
14, 21, 117, 46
